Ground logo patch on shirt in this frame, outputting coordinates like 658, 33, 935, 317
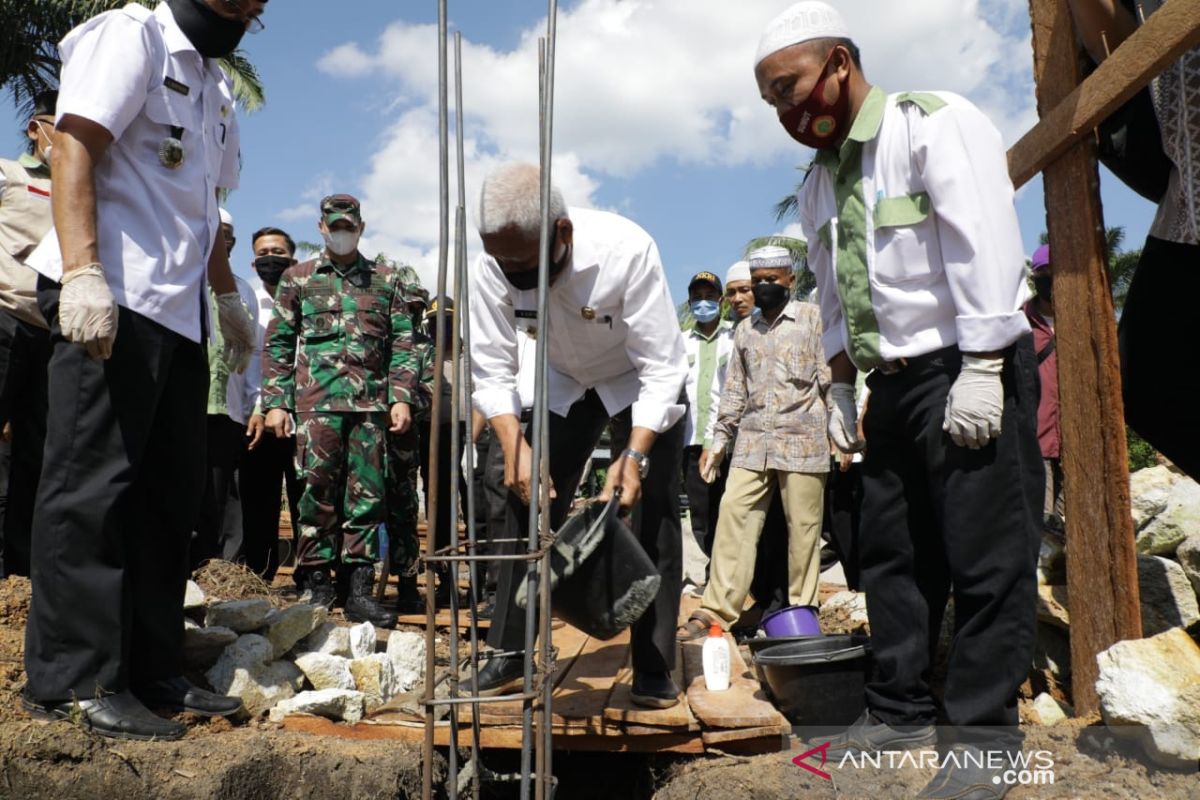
163, 77, 190, 96
515, 309, 538, 320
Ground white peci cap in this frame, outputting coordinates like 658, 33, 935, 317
755, 1, 851, 67
747, 245, 794, 269
726, 260, 751, 284
219, 207, 234, 227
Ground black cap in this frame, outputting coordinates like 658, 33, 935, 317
31, 90, 57, 119
426, 296, 455, 318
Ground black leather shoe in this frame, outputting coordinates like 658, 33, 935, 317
917, 745, 1011, 799
476, 594, 496, 620
824, 709, 937, 758
22, 690, 186, 741
474, 654, 526, 697
631, 671, 679, 709
135, 676, 243, 717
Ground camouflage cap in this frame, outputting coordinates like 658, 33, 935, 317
321, 194, 363, 227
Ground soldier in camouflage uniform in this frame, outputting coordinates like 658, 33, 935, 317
261, 194, 417, 628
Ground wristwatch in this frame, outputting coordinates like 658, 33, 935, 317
622, 447, 650, 479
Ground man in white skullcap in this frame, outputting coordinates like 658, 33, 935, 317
754, 3, 1041, 794
723, 260, 755, 321
678, 245, 829, 642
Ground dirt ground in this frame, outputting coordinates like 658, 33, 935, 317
3, 575, 1198, 800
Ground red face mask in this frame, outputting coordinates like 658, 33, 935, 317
778, 53, 850, 149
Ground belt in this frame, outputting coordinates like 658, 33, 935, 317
874, 345, 960, 376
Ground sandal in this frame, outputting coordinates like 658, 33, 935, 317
676, 612, 715, 642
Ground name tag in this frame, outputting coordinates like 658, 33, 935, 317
163, 77, 191, 96
515, 309, 537, 320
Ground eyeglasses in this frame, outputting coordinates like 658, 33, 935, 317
219, 0, 265, 34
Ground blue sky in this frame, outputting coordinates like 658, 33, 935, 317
5, 0, 1158, 299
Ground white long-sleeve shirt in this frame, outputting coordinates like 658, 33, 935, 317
470, 207, 687, 433
797, 88, 1030, 370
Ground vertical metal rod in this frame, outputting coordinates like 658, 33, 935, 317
453, 30, 485, 800
424, 1, 450, 798
533, 35, 548, 800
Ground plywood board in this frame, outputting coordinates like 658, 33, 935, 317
682, 637, 785, 730
602, 647, 696, 730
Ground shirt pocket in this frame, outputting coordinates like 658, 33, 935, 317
144, 85, 198, 131
871, 191, 943, 284
300, 291, 343, 343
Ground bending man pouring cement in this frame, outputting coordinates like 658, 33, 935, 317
470, 162, 688, 709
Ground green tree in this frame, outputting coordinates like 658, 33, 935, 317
1, 0, 265, 117
1037, 226, 1141, 311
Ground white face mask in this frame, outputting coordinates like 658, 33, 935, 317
324, 229, 360, 256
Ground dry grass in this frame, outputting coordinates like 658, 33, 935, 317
192, 560, 285, 608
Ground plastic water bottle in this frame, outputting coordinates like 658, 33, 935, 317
702, 622, 730, 692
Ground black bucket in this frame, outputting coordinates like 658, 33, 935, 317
516, 496, 661, 640
753, 635, 872, 728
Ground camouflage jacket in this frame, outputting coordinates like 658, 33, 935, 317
261, 253, 418, 413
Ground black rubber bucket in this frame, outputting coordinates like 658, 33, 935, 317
753, 635, 872, 727
516, 496, 661, 640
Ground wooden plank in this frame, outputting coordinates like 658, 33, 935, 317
682, 637, 786, 730
701, 724, 790, 746
1028, 0, 1142, 715
602, 645, 697, 730
393, 609, 491, 629
550, 630, 632, 728
1009, 0, 1200, 188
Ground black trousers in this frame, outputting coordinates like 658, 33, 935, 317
859, 338, 1042, 745
487, 390, 685, 673
238, 430, 303, 580
1120, 236, 1200, 481
825, 462, 863, 592
481, 425, 513, 592
191, 414, 245, 570
682, 444, 727, 556
748, 491, 791, 615
25, 278, 207, 702
418, 419, 468, 554
0, 310, 50, 578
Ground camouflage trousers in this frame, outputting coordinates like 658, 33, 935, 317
385, 427, 422, 575
294, 411, 386, 567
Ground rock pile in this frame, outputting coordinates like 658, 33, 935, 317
182, 582, 426, 724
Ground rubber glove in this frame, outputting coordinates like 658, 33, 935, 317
216, 291, 256, 374
59, 264, 119, 360
828, 382, 865, 454
699, 442, 726, 484
943, 355, 1004, 449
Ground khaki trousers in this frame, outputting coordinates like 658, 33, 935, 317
700, 467, 826, 628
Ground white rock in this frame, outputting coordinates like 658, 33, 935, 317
386, 631, 427, 679
1036, 585, 1070, 630
268, 688, 365, 724
1138, 555, 1200, 636
348, 621, 377, 659
205, 634, 273, 693
183, 625, 238, 670
185, 617, 200, 631
1031, 693, 1070, 726
227, 660, 304, 716
1137, 479, 1200, 556
184, 580, 206, 610
1177, 534, 1200, 598
264, 604, 327, 659
294, 651, 355, 690
350, 654, 394, 711
823, 591, 870, 625
1096, 628, 1200, 768
204, 598, 273, 633
1130, 465, 1181, 530
296, 621, 352, 657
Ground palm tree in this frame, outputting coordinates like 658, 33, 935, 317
1037, 226, 1140, 311
2, 0, 265, 116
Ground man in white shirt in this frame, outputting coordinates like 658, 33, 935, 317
755, 4, 1042, 793
22, 0, 265, 739
680, 271, 735, 560
470, 162, 688, 708
238, 225, 302, 580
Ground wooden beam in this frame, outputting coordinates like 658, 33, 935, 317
1027, 0, 1142, 716
1010, 0, 1200, 188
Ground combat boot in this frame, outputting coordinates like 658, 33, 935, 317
434, 565, 459, 608
344, 566, 397, 628
394, 574, 425, 615
298, 567, 336, 610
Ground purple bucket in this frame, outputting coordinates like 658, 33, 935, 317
761, 605, 821, 638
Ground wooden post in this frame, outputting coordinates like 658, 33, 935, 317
1027, 0, 1142, 716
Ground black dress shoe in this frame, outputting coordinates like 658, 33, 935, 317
473, 654, 526, 697
135, 676, 243, 717
631, 671, 679, 709
917, 745, 1011, 799
823, 709, 937, 758
22, 690, 186, 741
476, 595, 496, 620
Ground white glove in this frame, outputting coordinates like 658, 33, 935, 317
59, 264, 118, 360
216, 291, 255, 375
828, 382, 865, 454
700, 442, 726, 484
943, 355, 1004, 449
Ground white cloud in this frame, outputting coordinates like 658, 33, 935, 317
313, 0, 1037, 280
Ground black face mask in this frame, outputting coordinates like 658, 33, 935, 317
168, 0, 247, 58
254, 254, 291, 285
752, 281, 789, 312
501, 234, 572, 292
1032, 274, 1052, 303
